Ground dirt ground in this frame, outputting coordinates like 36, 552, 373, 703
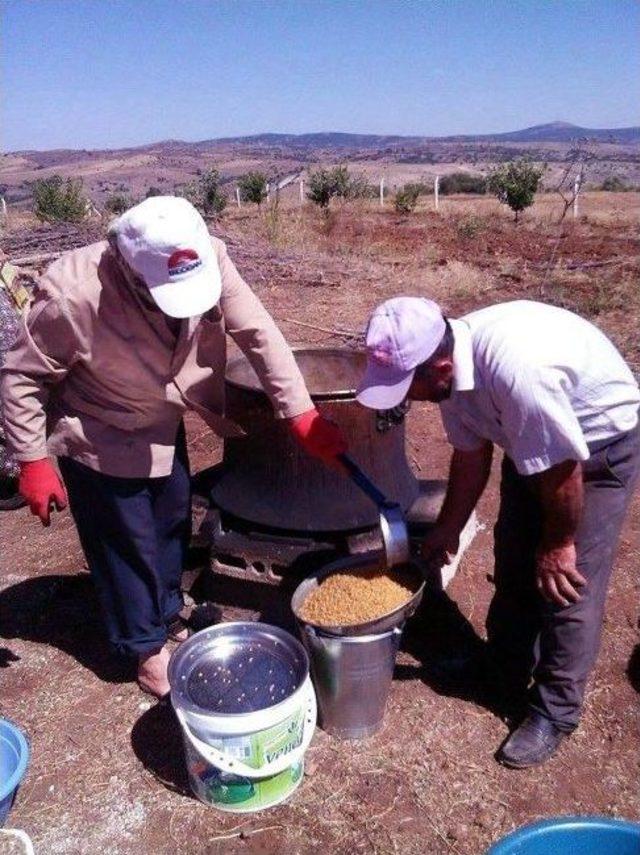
1, 195, 639, 854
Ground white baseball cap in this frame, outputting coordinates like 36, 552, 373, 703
112, 196, 221, 318
356, 297, 446, 409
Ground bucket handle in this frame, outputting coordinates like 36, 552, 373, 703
175, 683, 317, 779
0, 830, 35, 855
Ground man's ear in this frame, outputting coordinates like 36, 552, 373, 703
106, 228, 120, 254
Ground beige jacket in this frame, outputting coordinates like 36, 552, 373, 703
0, 237, 312, 477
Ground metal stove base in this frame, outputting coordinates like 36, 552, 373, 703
195, 480, 477, 590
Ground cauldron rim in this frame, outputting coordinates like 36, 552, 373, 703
226, 347, 367, 401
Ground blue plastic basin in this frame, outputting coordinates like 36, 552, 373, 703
488, 816, 640, 855
0, 719, 30, 827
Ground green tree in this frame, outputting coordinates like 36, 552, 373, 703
201, 169, 227, 216
306, 168, 334, 208
145, 186, 163, 198
33, 174, 87, 222
184, 169, 227, 217
238, 171, 268, 205
330, 166, 351, 199
306, 166, 353, 208
487, 159, 543, 222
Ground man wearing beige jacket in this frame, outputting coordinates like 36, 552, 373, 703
1, 196, 346, 697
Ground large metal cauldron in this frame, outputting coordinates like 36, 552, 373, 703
209, 348, 419, 533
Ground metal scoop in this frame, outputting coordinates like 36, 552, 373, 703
338, 453, 410, 568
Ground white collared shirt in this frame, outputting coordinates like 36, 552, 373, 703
439, 301, 640, 475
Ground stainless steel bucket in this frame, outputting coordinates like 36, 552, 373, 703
299, 624, 402, 739
291, 552, 424, 739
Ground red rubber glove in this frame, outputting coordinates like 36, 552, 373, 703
288, 408, 348, 466
19, 459, 68, 526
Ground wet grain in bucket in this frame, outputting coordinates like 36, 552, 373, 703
298, 565, 417, 626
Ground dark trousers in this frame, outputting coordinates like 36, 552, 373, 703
486, 423, 640, 731
58, 426, 191, 657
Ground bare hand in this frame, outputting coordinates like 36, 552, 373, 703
420, 525, 460, 568
536, 542, 586, 607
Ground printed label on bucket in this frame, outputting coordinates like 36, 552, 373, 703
185, 733, 304, 812
208, 707, 305, 770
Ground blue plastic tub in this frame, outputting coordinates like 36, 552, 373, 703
0, 719, 30, 827
488, 816, 640, 855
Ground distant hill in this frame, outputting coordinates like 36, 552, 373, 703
7, 122, 640, 158
211, 132, 422, 149
210, 122, 640, 149
466, 121, 640, 144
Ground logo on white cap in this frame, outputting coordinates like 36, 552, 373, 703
167, 249, 203, 279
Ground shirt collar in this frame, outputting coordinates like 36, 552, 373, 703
450, 318, 475, 392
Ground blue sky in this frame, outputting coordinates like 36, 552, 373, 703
2, 0, 639, 151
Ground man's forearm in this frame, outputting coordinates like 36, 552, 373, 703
531, 459, 583, 547
0, 367, 51, 461
438, 442, 493, 534
218, 245, 313, 419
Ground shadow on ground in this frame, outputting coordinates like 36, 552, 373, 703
396, 589, 521, 721
131, 700, 192, 797
0, 572, 134, 684
627, 644, 640, 694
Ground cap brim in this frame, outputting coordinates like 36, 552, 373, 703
148, 259, 222, 318
356, 361, 415, 409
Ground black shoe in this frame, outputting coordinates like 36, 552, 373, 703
496, 713, 566, 769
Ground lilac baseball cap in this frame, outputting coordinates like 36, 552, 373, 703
356, 297, 446, 409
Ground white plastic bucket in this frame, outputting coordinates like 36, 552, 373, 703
176, 679, 316, 812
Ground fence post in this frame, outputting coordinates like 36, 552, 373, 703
236, 187, 241, 209
573, 171, 582, 220
379, 177, 385, 208
434, 175, 440, 211
0, 197, 7, 223
299, 178, 304, 204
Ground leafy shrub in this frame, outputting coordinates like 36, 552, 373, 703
32, 174, 87, 222
439, 172, 487, 195
238, 171, 268, 205
487, 159, 543, 222
394, 184, 421, 213
600, 176, 628, 192
104, 194, 131, 215
455, 214, 486, 239
403, 181, 431, 197
345, 173, 377, 200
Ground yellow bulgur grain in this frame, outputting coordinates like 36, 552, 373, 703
298, 566, 417, 626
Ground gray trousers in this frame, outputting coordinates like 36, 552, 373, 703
486, 422, 640, 731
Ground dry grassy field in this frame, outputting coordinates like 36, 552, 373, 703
1, 191, 639, 854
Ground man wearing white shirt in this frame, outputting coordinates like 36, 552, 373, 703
357, 298, 640, 768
